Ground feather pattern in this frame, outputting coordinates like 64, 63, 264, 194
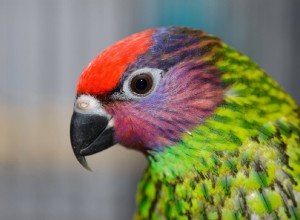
76, 27, 300, 219
130, 29, 300, 219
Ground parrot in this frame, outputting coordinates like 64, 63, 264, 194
70, 27, 300, 219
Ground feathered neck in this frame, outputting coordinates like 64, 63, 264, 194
134, 44, 299, 219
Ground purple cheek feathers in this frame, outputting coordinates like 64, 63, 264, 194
109, 61, 224, 151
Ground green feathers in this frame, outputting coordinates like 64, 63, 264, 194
135, 43, 300, 219
69, 27, 299, 220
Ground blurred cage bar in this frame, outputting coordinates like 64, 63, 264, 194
0, 0, 299, 220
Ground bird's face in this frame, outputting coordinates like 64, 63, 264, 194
70, 27, 225, 169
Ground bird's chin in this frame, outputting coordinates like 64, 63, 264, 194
70, 111, 115, 171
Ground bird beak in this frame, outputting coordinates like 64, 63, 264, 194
70, 110, 115, 171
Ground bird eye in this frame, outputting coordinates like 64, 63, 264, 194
130, 73, 153, 95
122, 68, 163, 99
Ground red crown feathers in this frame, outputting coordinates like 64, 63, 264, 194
76, 29, 155, 95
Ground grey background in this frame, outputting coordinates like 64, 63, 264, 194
0, 0, 299, 220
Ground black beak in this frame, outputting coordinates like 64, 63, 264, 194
70, 111, 114, 170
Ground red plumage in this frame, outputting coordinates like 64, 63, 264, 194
76, 29, 155, 95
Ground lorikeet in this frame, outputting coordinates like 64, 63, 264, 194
70, 27, 300, 219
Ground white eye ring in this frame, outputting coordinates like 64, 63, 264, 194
122, 68, 163, 99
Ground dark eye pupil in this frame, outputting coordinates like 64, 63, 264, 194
136, 79, 148, 91
130, 73, 153, 95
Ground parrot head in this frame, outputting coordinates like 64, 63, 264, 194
69, 27, 300, 219
70, 27, 225, 169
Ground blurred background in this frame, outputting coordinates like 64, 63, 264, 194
0, 0, 299, 219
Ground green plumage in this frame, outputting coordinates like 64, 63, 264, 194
135, 43, 300, 219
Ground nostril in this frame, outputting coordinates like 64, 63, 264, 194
74, 95, 101, 112
76, 100, 90, 110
